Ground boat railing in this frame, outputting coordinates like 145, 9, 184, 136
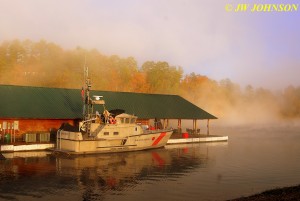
143, 127, 173, 134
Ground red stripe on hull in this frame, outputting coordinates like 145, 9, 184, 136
152, 132, 166, 146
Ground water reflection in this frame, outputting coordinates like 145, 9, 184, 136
0, 144, 212, 201
2, 127, 299, 201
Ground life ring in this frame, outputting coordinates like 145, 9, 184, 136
109, 117, 117, 124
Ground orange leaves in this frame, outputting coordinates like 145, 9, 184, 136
128, 71, 150, 93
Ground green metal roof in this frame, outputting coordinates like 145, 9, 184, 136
0, 85, 217, 120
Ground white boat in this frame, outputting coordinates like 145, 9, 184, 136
54, 66, 173, 154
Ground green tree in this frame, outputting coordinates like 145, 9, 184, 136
141, 61, 182, 94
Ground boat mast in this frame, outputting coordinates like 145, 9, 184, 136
82, 59, 93, 134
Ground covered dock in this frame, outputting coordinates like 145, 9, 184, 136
0, 85, 220, 150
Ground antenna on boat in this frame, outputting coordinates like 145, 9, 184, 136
82, 57, 90, 118
81, 56, 93, 135
82, 56, 87, 118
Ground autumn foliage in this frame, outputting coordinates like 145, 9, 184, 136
1, 40, 300, 124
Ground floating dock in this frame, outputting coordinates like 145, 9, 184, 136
167, 134, 228, 145
0, 143, 54, 152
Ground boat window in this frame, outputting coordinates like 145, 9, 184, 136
125, 118, 130, 124
113, 132, 119, 135
120, 118, 124, 124
104, 132, 109, 136
131, 118, 136, 124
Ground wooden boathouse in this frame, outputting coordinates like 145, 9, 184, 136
0, 85, 217, 144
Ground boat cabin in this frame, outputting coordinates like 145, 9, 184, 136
115, 113, 137, 125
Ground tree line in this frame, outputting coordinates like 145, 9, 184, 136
1, 40, 300, 124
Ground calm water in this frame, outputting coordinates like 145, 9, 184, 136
1, 126, 300, 201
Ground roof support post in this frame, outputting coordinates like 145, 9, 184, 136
193, 119, 198, 135
207, 119, 210, 136
195, 119, 198, 135
192, 119, 195, 134
178, 119, 182, 134
163, 119, 168, 129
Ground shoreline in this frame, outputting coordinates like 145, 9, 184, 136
228, 184, 300, 201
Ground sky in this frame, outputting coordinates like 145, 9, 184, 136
1, 0, 300, 90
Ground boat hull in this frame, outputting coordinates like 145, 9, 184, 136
55, 130, 173, 154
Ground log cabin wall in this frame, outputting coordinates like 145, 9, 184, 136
0, 119, 74, 141
136, 119, 150, 126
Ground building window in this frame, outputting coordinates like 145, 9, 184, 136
113, 132, 119, 135
104, 132, 109, 136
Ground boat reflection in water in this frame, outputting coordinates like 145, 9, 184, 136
0, 144, 212, 201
